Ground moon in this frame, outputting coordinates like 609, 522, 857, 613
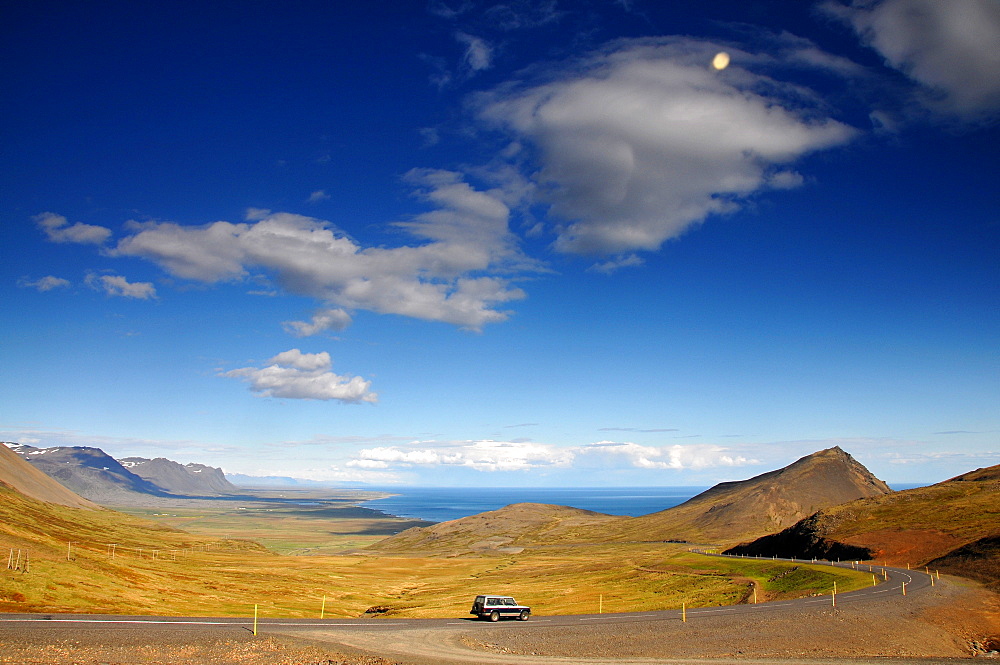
712, 52, 730, 70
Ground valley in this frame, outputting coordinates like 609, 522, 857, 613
2, 442, 998, 662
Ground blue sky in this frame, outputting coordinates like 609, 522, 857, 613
2, 0, 998, 487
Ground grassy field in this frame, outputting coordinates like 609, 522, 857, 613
0, 486, 875, 619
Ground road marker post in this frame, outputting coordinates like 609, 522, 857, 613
682, 602, 686, 623
832, 581, 836, 607
872, 574, 877, 587
321, 595, 326, 619
253, 604, 258, 636
599, 594, 603, 614
902, 583, 907, 597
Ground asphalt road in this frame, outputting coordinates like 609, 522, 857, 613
0, 559, 950, 664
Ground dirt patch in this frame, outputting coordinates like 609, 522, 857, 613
0, 629, 398, 665
841, 528, 966, 565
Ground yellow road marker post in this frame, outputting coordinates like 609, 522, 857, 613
682, 603, 687, 623
321, 595, 326, 619
832, 581, 837, 607
902, 582, 907, 596
872, 574, 877, 587
253, 604, 258, 636
599, 594, 603, 614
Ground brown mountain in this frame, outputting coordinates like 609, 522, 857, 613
0, 443, 98, 510
368, 502, 623, 555
726, 463, 1000, 590
371, 447, 892, 554
594, 446, 892, 544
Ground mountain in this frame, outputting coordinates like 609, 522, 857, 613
370, 447, 892, 554
591, 446, 892, 544
368, 502, 623, 555
726, 463, 1000, 590
119, 457, 238, 495
7, 443, 169, 504
225, 473, 350, 488
0, 443, 98, 509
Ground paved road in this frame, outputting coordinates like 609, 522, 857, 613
0, 558, 931, 632
0, 559, 951, 664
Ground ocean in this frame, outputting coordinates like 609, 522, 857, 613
360, 486, 709, 523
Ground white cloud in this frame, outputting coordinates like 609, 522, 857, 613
827, 0, 1000, 119
307, 190, 331, 203
18, 275, 71, 292
108, 173, 535, 330
34, 212, 112, 245
456, 32, 493, 72
588, 254, 644, 274
347, 439, 752, 473
576, 441, 754, 470
477, 38, 857, 255
223, 349, 377, 403
350, 440, 574, 472
85, 273, 157, 299
283, 307, 353, 337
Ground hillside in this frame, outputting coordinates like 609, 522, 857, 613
726, 464, 1000, 589
368, 502, 624, 554
0, 444, 98, 509
584, 446, 892, 544
371, 447, 892, 554
119, 457, 238, 495
8, 444, 170, 504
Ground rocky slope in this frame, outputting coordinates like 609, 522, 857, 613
6, 443, 169, 504
119, 457, 237, 495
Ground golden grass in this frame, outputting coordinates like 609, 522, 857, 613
0, 486, 873, 619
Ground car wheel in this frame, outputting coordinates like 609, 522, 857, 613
490, 611, 500, 622
519, 610, 529, 621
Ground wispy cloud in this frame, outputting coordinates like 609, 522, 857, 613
283, 308, 353, 337
223, 349, 377, 403
34, 212, 111, 245
456, 32, 493, 73
307, 189, 331, 203
18, 275, 71, 292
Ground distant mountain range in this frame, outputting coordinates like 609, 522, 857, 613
120, 457, 237, 495
3, 443, 237, 504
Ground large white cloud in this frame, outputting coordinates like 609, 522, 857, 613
477, 38, 857, 255
827, 0, 1000, 119
347, 439, 751, 473
223, 349, 377, 403
109, 170, 533, 330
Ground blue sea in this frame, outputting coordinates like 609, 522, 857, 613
360, 486, 708, 523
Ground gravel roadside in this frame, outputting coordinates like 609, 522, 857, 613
1, 579, 996, 664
